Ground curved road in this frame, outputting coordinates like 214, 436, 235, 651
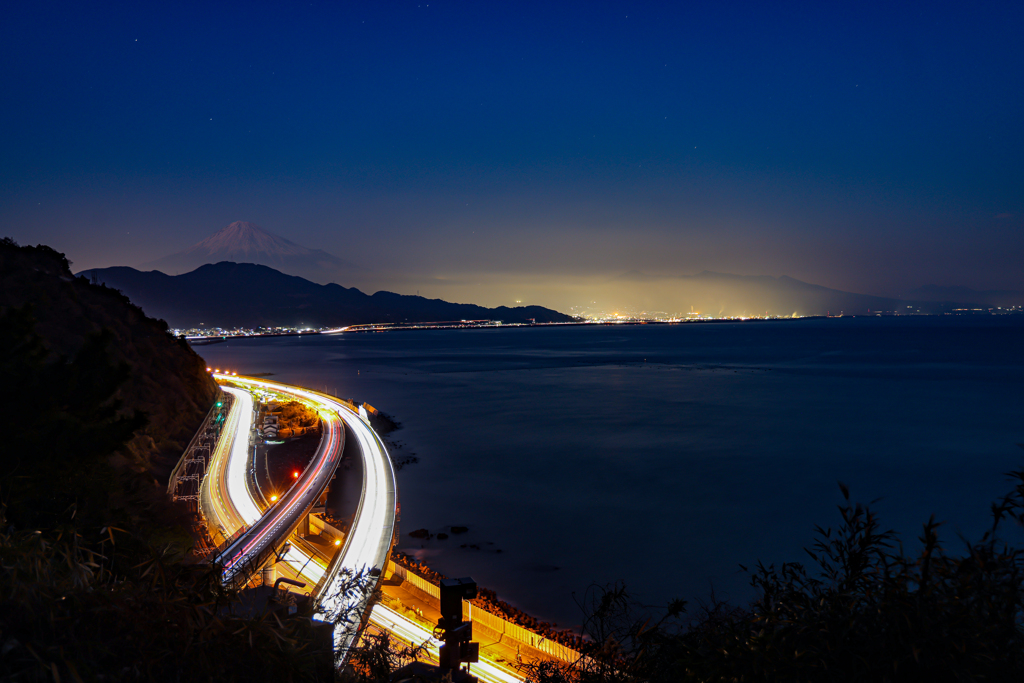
199, 386, 253, 546
208, 374, 397, 657
205, 374, 521, 682
211, 385, 345, 586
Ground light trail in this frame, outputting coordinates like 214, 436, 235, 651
222, 387, 260, 525
210, 374, 396, 658
206, 374, 523, 681
210, 380, 345, 586
367, 605, 523, 683
199, 387, 250, 543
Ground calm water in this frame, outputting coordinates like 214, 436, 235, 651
199, 317, 1024, 628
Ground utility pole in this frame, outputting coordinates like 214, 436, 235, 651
437, 577, 480, 679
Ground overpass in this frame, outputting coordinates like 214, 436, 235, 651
200, 374, 522, 681
205, 385, 345, 588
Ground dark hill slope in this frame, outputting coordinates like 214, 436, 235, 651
0, 239, 219, 479
78, 262, 575, 328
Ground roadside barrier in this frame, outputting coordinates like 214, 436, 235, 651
387, 561, 581, 664
308, 514, 346, 544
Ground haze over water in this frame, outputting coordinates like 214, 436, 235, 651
199, 317, 1024, 628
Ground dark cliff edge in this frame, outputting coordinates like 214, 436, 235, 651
1, 239, 343, 682
0, 239, 219, 484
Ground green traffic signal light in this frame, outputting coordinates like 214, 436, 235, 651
216, 401, 223, 407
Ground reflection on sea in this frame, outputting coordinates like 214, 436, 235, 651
198, 317, 1024, 628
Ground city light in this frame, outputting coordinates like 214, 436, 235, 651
269, 494, 278, 502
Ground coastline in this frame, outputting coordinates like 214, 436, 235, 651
194, 318, 1024, 631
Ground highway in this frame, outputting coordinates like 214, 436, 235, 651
199, 386, 252, 546
207, 374, 397, 657
210, 382, 345, 586
205, 374, 522, 682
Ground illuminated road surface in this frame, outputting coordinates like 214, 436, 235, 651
206, 374, 523, 682
208, 375, 397, 657
207, 384, 345, 587
199, 387, 252, 544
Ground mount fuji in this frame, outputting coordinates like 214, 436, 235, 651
141, 221, 347, 282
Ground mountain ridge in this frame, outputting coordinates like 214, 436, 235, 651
0, 238, 219, 479
141, 221, 347, 282
78, 262, 575, 328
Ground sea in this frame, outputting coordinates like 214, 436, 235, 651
198, 316, 1024, 630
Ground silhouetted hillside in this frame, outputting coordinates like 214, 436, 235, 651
78, 262, 576, 328
0, 238, 219, 480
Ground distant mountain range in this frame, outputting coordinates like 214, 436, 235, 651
78, 262, 574, 328
611, 271, 1024, 316
902, 285, 1024, 308
131, 221, 1023, 319
141, 221, 347, 283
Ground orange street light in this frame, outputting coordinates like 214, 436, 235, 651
334, 539, 342, 546
292, 471, 300, 478
270, 494, 278, 502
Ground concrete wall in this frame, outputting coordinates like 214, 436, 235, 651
387, 561, 581, 665
308, 514, 345, 543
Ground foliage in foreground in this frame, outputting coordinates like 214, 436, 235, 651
4, 238, 1023, 681
0, 524, 336, 682
0, 299, 351, 681
522, 463, 1024, 683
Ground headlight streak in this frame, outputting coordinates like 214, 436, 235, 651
212, 375, 396, 658
222, 387, 261, 524
211, 383, 344, 584
199, 388, 249, 542
209, 375, 522, 682
366, 605, 523, 683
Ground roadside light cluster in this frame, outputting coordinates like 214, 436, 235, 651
208, 375, 398, 670
208, 368, 239, 376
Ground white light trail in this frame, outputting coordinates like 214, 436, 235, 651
222, 387, 261, 523
208, 374, 522, 682
368, 605, 523, 683
213, 375, 396, 656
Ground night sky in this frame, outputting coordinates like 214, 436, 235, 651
3, 1, 1022, 309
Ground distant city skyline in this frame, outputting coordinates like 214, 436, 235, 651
3, 1, 1022, 311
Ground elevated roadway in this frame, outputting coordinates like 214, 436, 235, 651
199, 386, 252, 546
207, 374, 397, 658
209, 384, 345, 587
205, 374, 521, 682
